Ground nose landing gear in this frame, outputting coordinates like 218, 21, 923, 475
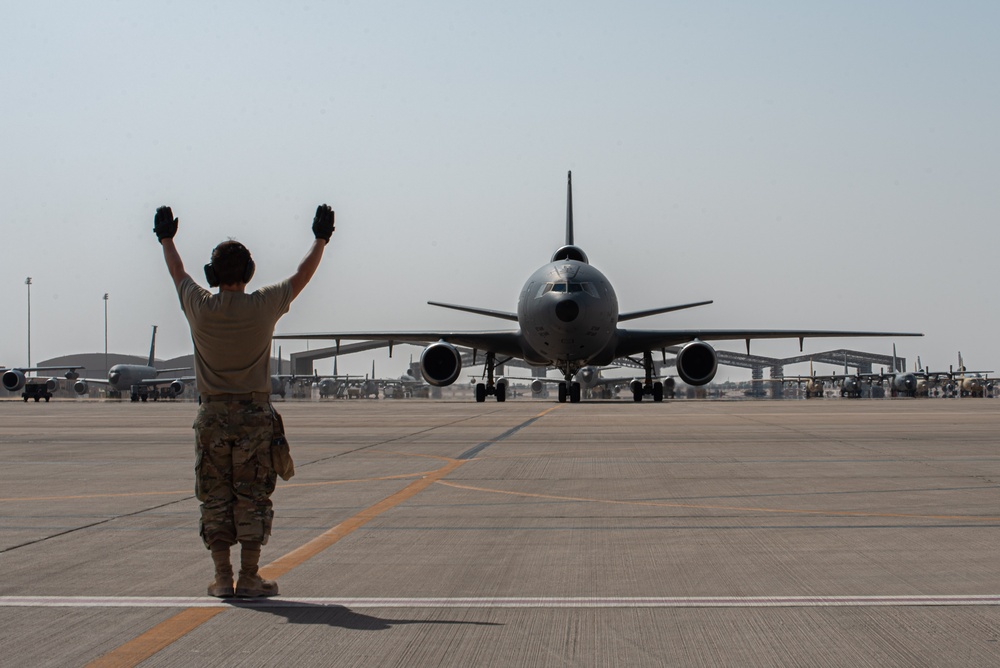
557, 381, 582, 403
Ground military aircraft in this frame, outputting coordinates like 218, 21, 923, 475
934, 352, 995, 398
275, 172, 921, 403
2, 365, 86, 396
383, 360, 432, 399
73, 326, 194, 401
763, 360, 840, 398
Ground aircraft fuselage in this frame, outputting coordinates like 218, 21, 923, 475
516, 258, 619, 372
107, 364, 159, 391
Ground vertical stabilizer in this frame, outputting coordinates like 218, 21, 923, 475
148, 326, 158, 367
566, 171, 574, 246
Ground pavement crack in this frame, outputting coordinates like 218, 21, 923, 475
295, 409, 507, 468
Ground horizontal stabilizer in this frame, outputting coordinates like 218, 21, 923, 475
618, 300, 714, 322
428, 301, 519, 322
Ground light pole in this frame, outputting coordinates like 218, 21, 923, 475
25, 277, 32, 367
103, 293, 109, 376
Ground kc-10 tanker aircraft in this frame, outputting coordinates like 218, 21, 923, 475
275, 172, 922, 403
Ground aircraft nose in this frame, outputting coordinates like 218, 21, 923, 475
109, 371, 120, 384
555, 299, 580, 323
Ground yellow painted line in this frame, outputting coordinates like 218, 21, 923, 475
435, 481, 1000, 523
84, 607, 225, 668
260, 458, 465, 580
82, 457, 464, 668
85, 406, 556, 667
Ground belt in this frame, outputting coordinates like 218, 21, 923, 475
202, 392, 271, 403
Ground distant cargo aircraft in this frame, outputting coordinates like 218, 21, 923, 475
2, 365, 85, 394
921, 352, 995, 398
275, 172, 921, 403
73, 326, 194, 401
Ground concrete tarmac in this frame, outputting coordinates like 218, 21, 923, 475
0, 398, 998, 667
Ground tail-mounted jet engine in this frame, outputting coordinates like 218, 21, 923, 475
419, 342, 462, 386
675, 340, 718, 386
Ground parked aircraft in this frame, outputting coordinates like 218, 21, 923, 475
73, 326, 194, 401
2, 365, 85, 394
384, 361, 432, 398
935, 352, 995, 398
275, 172, 921, 403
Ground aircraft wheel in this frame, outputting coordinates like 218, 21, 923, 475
558, 383, 568, 403
633, 388, 643, 402
45, 396, 50, 402
475, 383, 487, 403
570, 382, 581, 403
496, 384, 506, 402
652, 382, 663, 402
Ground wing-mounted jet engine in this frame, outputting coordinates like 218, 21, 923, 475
419, 341, 463, 387
674, 340, 718, 386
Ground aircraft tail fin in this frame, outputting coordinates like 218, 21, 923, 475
566, 171, 574, 246
892, 344, 898, 373
148, 326, 158, 367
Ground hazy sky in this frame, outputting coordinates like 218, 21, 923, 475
3, 1, 998, 381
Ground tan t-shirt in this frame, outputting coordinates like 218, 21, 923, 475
177, 276, 293, 396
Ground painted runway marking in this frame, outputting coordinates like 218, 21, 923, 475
435, 481, 1000, 522
85, 406, 559, 668
5, 595, 999, 609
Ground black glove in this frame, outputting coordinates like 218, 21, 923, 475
154, 206, 178, 242
312, 204, 335, 242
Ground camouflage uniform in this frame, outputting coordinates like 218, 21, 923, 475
194, 399, 277, 547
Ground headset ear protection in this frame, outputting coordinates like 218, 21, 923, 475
204, 255, 255, 288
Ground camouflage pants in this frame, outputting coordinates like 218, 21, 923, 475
193, 400, 277, 548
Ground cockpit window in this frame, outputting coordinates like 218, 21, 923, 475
536, 282, 598, 297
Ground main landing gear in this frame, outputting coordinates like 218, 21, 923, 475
475, 352, 510, 403
631, 351, 665, 403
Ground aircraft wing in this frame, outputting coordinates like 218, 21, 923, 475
75, 376, 110, 386
136, 376, 196, 386
614, 329, 922, 359
273, 331, 526, 359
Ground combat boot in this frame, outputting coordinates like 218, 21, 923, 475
235, 542, 279, 597
207, 543, 235, 598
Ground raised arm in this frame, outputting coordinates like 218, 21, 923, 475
154, 206, 191, 289
289, 204, 334, 300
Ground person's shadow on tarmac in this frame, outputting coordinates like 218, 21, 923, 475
225, 600, 502, 630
